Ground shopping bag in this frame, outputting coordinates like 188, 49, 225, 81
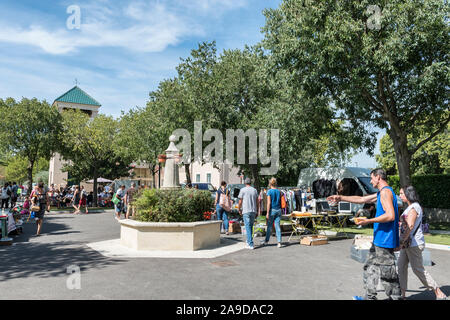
219, 193, 232, 212
111, 193, 120, 205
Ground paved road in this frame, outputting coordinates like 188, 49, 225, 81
1, 211, 449, 300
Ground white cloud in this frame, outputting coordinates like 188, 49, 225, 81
178, 0, 248, 12
0, 1, 204, 55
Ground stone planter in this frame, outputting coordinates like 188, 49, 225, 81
119, 219, 221, 251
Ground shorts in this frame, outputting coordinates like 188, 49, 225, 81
79, 198, 86, 206
115, 202, 125, 213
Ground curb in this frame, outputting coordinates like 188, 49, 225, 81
426, 243, 450, 252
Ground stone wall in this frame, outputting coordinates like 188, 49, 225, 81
423, 208, 450, 223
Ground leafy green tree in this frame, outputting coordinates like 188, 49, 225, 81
0, 98, 62, 194
212, 47, 361, 187
60, 110, 130, 206
5, 156, 49, 184
377, 124, 450, 175
262, 0, 450, 186
116, 107, 167, 187
148, 42, 362, 189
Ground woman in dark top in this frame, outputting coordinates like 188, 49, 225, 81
31, 182, 49, 236
214, 181, 230, 235
72, 186, 81, 214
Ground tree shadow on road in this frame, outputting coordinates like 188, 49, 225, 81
0, 216, 125, 281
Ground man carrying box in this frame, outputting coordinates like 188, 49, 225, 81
327, 168, 401, 300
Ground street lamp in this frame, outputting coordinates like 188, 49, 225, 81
157, 155, 166, 189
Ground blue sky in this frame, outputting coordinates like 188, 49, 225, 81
0, 0, 380, 167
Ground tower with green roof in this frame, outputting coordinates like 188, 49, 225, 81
52, 85, 101, 117
49, 86, 101, 187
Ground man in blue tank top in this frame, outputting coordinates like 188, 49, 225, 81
327, 168, 401, 300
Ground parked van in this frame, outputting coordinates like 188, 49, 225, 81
297, 167, 402, 215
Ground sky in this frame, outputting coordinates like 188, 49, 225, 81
0, 0, 380, 168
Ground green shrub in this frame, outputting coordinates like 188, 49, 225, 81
134, 188, 214, 222
388, 174, 450, 209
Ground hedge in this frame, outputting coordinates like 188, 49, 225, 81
388, 174, 450, 209
134, 188, 213, 222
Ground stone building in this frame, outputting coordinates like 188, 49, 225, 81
48, 86, 101, 187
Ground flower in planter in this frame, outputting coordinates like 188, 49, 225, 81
203, 211, 212, 220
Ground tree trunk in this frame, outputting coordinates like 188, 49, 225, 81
389, 130, 412, 187
184, 163, 191, 184
27, 160, 34, 195
93, 167, 98, 207
250, 164, 260, 192
150, 164, 156, 188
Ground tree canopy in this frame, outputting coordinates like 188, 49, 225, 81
0, 97, 62, 193
262, 0, 450, 186
60, 110, 130, 205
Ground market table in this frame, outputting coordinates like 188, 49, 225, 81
321, 213, 353, 238
288, 212, 325, 241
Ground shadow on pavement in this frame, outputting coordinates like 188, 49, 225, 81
0, 216, 125, 281
407, 285, 450, 300
12, 215, 76, 243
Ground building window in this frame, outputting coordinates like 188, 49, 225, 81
206, 173, 211, 183
196, 174, 200, 182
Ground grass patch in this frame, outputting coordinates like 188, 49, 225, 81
423, 234, 450, 246
337, 226, 450, 246
428, 222, 450, 232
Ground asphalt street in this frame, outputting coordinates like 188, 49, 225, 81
1, 211, 449, 300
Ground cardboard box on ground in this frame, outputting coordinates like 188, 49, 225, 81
229, 221, 241, 233
350, 234, 432, 265
300, 235, 328, 246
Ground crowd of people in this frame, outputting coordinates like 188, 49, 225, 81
45, 184, 117, 209
216, 169, 447, 300
1, 182, 21, 210
3, 170, 447, 300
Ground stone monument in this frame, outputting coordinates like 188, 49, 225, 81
161, 135, 181, 190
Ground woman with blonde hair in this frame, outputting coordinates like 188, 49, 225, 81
262, 177, 283, 248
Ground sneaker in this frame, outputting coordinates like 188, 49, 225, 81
245, 244, 254, 250
260, 240, 268, 246
352, 296, 364, 300
277, 243, 282, 248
